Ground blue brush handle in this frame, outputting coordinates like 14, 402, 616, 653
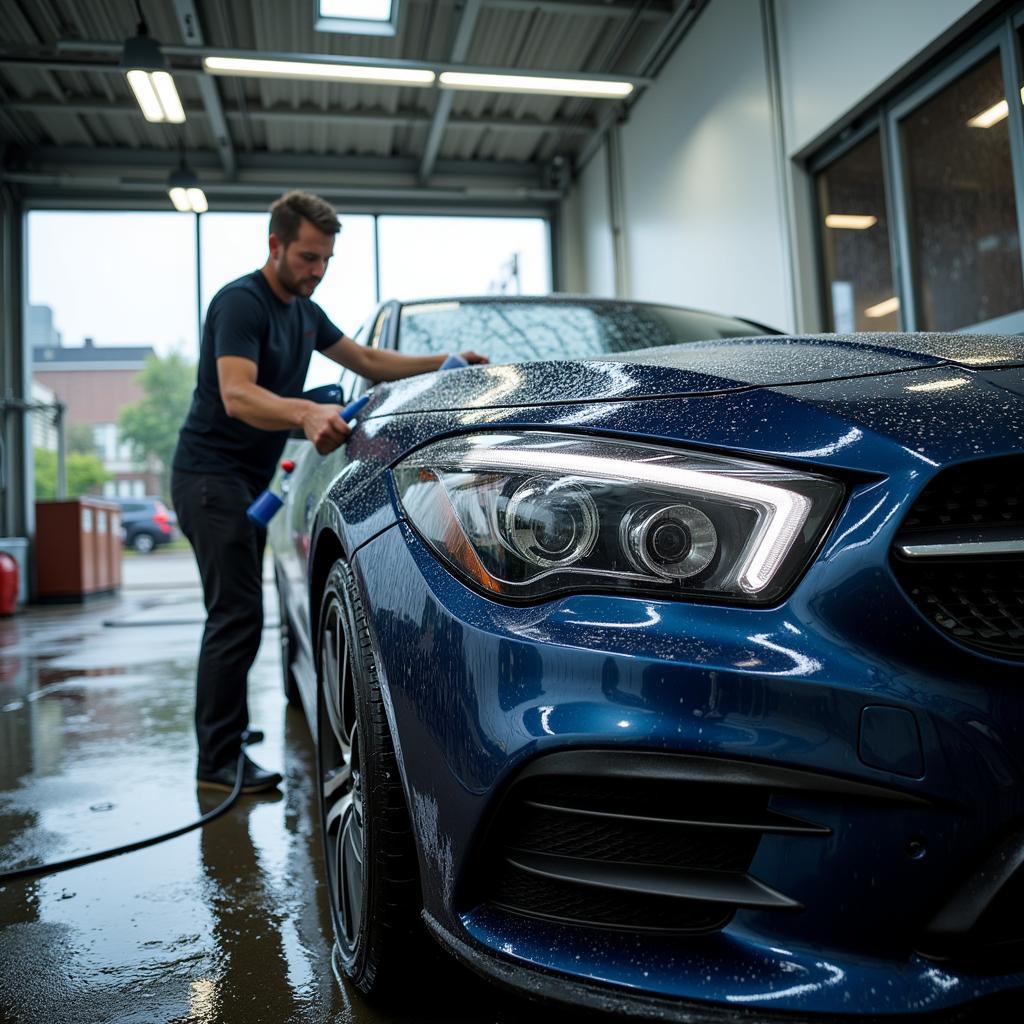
247, 393, 372, 526
340, 393, 371, 421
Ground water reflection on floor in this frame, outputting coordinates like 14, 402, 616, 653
0, 556, 600, 1024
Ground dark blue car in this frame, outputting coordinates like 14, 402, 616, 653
269, 296, 1024, 1019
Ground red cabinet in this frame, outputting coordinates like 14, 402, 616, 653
35, 498, 122, 601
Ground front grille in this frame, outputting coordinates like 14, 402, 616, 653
470, 751, 842, 936
900, 456, 1024, 533
897, 561, 1024, 659
892, 457, 1024, 660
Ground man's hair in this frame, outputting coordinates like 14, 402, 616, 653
269, 191, 341, 245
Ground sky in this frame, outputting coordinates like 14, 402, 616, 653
27, 210, 552, 379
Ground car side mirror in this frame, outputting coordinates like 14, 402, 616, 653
302, 384, 342, 405
289, 383, 344, 439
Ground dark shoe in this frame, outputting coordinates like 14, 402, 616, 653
197, 754, 282, 794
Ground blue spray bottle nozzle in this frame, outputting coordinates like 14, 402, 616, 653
247, 391, 372, 527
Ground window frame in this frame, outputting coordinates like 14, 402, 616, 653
810, 119, 902, 333
812, 11, 1024, 334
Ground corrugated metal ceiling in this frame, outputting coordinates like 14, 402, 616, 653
0, 0, 692, 208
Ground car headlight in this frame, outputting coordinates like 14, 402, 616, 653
393, 432, 843, 603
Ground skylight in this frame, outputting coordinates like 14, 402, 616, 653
316, 0, 399, 37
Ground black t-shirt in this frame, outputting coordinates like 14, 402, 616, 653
174, 271, 342, 489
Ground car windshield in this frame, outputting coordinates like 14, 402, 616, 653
396, 300, 771, 364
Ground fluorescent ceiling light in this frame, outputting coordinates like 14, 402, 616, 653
825, 214, 877, 230
126, 69, 185, 123
317, 0, 399, 36
122, 29, 185, 124
204, 55, 433, 87
864, 296, 899, 318
439, 71, 634, 99
968, 87, 1024, 128
168, 164, 208, 213
168, 186, 208, 214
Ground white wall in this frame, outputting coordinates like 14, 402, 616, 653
573, 142, 610, 299
776, 0, 981, 154
559, 176, 586, 294
618, 0, 791, 328
559, 0, 987, 332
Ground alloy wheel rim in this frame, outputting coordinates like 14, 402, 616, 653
319, 595, 363, 957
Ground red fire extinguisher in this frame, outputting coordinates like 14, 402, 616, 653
0, 552, 19, 616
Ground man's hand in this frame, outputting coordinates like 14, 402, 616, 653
459, 351, 489, 365
301, 404, 351, 455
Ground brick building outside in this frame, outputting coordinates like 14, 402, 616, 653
31, 308, 161, 498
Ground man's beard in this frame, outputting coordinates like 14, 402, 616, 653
277, 261, 318, 297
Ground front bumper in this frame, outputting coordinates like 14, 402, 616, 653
351, 521, 1024, 1016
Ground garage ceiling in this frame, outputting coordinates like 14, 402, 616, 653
0, 0, 704, 210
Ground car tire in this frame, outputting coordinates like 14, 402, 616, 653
275, 570, 301, 708
132, 532, 156, 554
315, 559, 422, 998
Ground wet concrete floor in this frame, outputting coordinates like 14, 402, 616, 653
0, 553, 603, 1024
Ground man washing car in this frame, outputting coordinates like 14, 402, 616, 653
172, 190, 486, 793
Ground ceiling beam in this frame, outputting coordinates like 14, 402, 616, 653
172, 0, 235, 178
19, 145, 547, 183
0, 169, 561, 204
3, 98, 594, 135
420, 0, 481, 184
474, 0, 672, 20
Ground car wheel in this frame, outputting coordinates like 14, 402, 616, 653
275, 570, 301, 708
132, 532, 155, 554
316, 559, 421, 998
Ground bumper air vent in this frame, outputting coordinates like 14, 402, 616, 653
921, 820, 1024, 962
891, 456, 1024, 660
472, 750, 926, 936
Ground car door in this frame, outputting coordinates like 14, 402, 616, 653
275, 308, 384, 661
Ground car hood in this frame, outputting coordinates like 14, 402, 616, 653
366, 332, 1024, 418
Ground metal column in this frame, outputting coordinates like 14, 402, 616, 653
0, 184, 32, 543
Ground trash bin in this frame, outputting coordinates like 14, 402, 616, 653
35, 498, 122, 602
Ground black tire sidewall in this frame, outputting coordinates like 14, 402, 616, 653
316, 559, 418, 995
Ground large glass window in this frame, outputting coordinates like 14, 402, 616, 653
901, 52, 1023, 330
200, 212, 378, 389
27, 211, 200, 502
28, 212, 199, 357
378, 216, 551, 301
817, 133, 899, 332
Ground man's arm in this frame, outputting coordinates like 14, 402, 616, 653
217, 355, 350, 454
319, 334, 487, 381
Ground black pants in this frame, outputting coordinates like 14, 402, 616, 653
171, 469, 266, 772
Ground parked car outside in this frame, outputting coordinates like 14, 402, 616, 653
115, 496, 177, 553
269, 295, 1024, 1019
